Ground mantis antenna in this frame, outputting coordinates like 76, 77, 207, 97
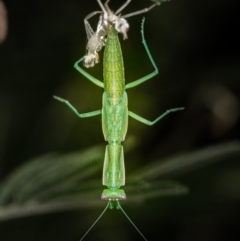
79, 201, 148, 241
79, 202, 110, 241
117, 201, 148, 241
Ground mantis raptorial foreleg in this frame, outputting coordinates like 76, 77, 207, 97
53, 96, 101, 118
128, 107, 184, 126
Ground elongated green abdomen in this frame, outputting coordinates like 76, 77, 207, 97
103, 27, 125, 105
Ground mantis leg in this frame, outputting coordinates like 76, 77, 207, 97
74, 57, 104, 88
84, 11, 102, 41
120, 0, 168, 18
54, 96, 101, 118
96, 0, 108, 15
128, 107, 184, 126
121, 4, 157, 19
125, 18, 158, 90
115, 0, 132, 15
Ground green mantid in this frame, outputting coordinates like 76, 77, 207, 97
54, 1, 183, 240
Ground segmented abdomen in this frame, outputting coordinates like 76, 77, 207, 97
103, 27, 125, 105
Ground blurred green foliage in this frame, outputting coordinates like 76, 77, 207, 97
0, 136, 188, 220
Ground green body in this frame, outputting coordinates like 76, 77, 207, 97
102, 27, 128, 200
53, 19, 183, 202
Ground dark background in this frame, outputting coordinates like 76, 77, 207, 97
0, 0, 240, 240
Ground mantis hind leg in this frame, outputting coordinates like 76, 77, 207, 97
125, 18, 158, 90
128, 107, 184, 126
